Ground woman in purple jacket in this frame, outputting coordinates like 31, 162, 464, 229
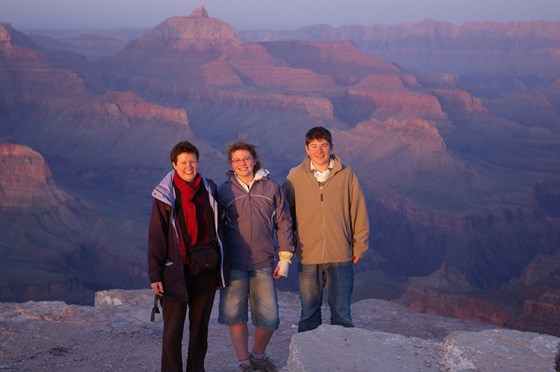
218, 140, 294, 372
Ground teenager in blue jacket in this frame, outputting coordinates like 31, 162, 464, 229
218, 140, 294, 371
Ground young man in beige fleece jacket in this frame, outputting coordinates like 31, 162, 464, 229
283, 126, 370, 333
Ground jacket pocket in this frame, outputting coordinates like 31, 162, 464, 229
187, 242, 220, 276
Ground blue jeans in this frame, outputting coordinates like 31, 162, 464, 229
298, 261, 354, 332
218, 268, 280, 330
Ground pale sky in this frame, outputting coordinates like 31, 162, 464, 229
2, 0, 559, 30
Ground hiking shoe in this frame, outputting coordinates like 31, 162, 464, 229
239, 363, 255, 371
249, 354, 277, 372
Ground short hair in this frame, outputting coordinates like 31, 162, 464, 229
305, 126, 332, 146
170, 141, 199, 164
226, 140, 262, 171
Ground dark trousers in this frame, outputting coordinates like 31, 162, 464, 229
161, 290, 216, 372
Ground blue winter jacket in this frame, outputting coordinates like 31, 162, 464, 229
218, 170, 294, 271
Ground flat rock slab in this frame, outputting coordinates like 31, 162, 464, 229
282, 325, 560, 371
442, 329, 560, 371
282, 324, 442, 371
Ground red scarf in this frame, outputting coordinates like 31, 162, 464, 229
173, 171, 202, 263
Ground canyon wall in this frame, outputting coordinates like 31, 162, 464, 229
1, 8, 559, 335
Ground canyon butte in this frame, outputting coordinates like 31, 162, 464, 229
1, 6, 559, 336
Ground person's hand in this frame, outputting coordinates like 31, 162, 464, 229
151, 281, 164, 296
352, 256, 361, 264
273, 265, 283, 279
275, 252, 292, 279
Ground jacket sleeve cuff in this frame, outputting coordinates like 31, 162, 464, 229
279, 251, 293, 263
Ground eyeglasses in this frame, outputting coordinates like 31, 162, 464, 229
231, 156, 253, 164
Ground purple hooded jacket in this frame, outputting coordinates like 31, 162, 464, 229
218, 170, 294, 271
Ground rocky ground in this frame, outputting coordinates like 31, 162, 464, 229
0, 289, 551, 371
0, 290, 300, 371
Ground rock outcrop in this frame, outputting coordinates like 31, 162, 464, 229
283, 325, 560, 372
400, 254, 560, 337
0, 144, 100, 304
134, 6, 241, 49
1, 289, 558, 371
0, 144, 153, 305
0, 144, 70, 208
524, 290, 560, 327
403, 287, 512, 328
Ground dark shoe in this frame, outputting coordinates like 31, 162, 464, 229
239, 363, 255, 371
250, 354, 277, 372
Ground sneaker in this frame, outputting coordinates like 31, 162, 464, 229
250, 354, 277, 372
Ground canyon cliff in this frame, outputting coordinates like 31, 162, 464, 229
241, 20, 560, 132
240, 20, 560, 77
1, 8, 559, 336
0, 144, 99, 304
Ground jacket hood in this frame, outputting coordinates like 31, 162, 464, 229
226, 168, 270, 183
152, 170, 213, 205
254, 168, 270, 181
152, 170, 175, 206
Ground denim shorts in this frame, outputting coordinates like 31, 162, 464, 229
218, 268, 279, 330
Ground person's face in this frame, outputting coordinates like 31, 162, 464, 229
172, 152, 198, 184
305, 139, 333, 169
230, 149, 255, 180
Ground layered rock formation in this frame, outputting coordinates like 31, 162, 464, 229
0, 144, 96, 303
136, 5, 240, 49
241, 20, 560, 77
0, 144, 156, 305
32, 34, 127, 60
91, 7, 452, 127
400, 258, 560, 336
0, 25, 200, 304
0, 22, 194, 171
0, 144, 70, 208
22, 27, 146, 62
241, 21, 560, 131
0, 8, 559, 337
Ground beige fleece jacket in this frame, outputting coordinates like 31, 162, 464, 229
283, 155, 370, 264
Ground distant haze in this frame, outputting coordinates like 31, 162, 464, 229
2, 0, 560, 30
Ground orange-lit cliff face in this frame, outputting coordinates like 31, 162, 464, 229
0, 144, 70, 208
1, 7, 559, 336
